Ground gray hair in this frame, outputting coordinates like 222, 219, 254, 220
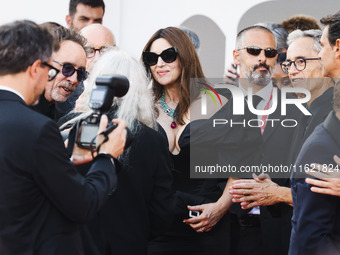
0, 20, 57, 75
62, 50, 156, 134
236, 25, 276, 50
287, 29, 322, 53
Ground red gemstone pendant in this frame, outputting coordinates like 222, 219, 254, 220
170, 121, 177, 129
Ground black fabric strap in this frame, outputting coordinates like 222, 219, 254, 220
66, 121, 79, 158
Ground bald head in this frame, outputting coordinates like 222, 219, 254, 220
80, 23, 116, 71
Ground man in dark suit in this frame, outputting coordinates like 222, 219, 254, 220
227, 25, 302, 255
31, 26, 88, 122
187, 25, 301, 255
0, 20, 126, 255
56, 23, 116, 122
289, 100, 340, 255
289, 11, 340, 255
283, 29, 333, 165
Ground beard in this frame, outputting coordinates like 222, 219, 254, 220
51, 81, 76, 103
241, 62, 272, 86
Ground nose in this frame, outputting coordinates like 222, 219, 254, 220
257, 50, 267, 62
67, 71, 78, 84
156, 56, 165, 66
288, 63, 299, 76
93, 50, 101, 61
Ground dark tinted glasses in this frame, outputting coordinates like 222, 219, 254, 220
143, 47, 178, 66
238, 46, 278, 58
53, 60, 89, 82
42, 62, 59, 81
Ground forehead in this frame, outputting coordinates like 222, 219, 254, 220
287, 37, 318, 59
320, 26, 330, 44
150, 38, 173, 53
82, 28, 114, 47
242, 29, 276, 48
53, 40, 86, 68
75, 3, 103, 18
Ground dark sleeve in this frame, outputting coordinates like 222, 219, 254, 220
292, 138, 340, 255
33, 120, 117, 223
149, 135, 175, 238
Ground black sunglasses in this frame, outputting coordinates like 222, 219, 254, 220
42, 62, 60, 81
53, 60, 89, 82
238, 46, 278, 58
143, 47, 178, 66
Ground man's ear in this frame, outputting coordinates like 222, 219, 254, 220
66, 15, 72, 28
335, 38, 340, 60
28, 59, 42, 80
233, 49, 241, 66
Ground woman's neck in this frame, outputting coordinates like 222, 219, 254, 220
163, 85, 180, 105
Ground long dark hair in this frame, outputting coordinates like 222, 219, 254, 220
142, 27, 205, 125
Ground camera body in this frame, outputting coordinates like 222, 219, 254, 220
77, 75, 129, 149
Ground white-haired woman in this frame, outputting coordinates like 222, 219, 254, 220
61, 50, 175, 255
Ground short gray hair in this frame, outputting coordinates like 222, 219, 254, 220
287, 29, 322, 53
236, 25, 275, 50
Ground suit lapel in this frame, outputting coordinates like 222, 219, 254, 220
262, 93, 283, 143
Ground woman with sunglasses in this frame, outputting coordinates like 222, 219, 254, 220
61, 49, 176, 255
142, 27, 231, 255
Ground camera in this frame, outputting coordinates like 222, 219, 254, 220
76, 74, 130, 149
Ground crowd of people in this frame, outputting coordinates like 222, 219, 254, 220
0, 0, 340, 254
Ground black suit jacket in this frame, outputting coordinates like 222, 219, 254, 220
258, 91, 302, 255
76, 123, 175, 255
0, 90, 117, 255
288, 87, 333, 165
233, 90, 302, 255
290, 111, 340, 255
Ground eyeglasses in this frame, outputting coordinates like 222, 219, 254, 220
143, 47, 178, 66
53, 60, 89, 82
238, 46, 278, 58
85, 46, 114, 58
280, 57, 320, 73
42, 62, 60, 81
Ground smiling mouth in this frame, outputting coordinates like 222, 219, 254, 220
157, 70, 169, 75
61, 87, 73, 93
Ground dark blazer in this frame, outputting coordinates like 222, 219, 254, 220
288, 87, 333, 165
0, 90, 117, 255
258, 91, 301, 255
233, 90, 302, 255
76, 123, 176, 255
290, 111, 340, 255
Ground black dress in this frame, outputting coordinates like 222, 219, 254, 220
148, 122, 231, 255
148, 99, 262, 255
76, 122, 176, 255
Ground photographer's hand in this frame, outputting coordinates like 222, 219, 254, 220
97, 115, 127, 159
71, 143, 96, 165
